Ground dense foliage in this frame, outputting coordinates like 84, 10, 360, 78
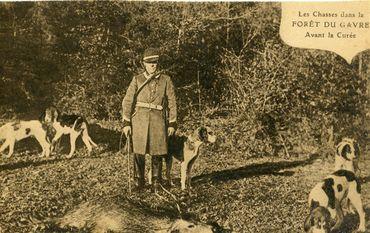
0, 3, 370, 232
0, 2, 369, 157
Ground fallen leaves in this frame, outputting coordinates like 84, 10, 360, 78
0, 143, 369, 232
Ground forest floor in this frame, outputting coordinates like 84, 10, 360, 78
0, 122, 369, 233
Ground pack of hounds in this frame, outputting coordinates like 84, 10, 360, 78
0, 106, 367, 232
0, 106, 216, 192
305, 138, 366, 233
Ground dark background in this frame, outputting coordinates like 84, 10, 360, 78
0, 2, 369, 157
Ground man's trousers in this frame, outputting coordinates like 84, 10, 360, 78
133, 154, 164, 185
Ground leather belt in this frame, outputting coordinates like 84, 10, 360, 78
136, 101, 163, 111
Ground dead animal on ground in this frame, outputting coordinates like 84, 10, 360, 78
31, 200, 215, 233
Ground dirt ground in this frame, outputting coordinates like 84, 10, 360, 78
0, 133, 369, 232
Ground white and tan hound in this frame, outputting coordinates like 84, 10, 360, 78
304, 170, 366, 233
40, 106, 97, 158
0, 120, 50, 158
335, 137, 360, 173
164, 126, 216, 190
335, 137, 361, 214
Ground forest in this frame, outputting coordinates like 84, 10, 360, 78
0, 2, 369, 232
0, 2, 369, 155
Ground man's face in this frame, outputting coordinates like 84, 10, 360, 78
143, 61, 158, 75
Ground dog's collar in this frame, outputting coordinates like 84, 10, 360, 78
185, 137, 195, 151
338, 142, 352, 161
187, 135, 196, 143
343, 154, 351, 161
186, 135, 203, 151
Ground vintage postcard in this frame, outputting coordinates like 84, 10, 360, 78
0, 1, 369, 232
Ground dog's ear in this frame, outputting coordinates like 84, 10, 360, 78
304, 212, 314, 232
341, 144, 351, 160
305, 202, 319, 231
39, 111, 46, 122
198, 127, 208, 142
51, 107, 59, 122
322, 208, 331, 232
354, 141, 360, 158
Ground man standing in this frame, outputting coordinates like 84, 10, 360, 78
122, 48, 177, 192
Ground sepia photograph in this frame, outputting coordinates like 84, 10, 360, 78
0, 1, 369, 232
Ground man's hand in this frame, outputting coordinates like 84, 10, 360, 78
123, 126, 131, 137
168, 127, 175, 136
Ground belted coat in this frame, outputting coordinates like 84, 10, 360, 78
122, 72, 177, 155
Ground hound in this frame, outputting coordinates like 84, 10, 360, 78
40, 106, 97, 158
335, 138, 361, 214
335, 137, 360, 173
304, 170, 366, 233
163, 126, 217, 190
0, 120, 50, 158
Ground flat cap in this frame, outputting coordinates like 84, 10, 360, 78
143, 48, 160, 63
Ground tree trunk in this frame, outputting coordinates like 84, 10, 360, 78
226, 2, 230, 45
327, 125, 334, 147
177, 5, 187, 53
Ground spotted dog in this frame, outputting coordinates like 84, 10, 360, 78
335, 138, 360, 173
335, 138, 361, 215
163, 126, 216, 190
304, 170, 366, 233
40, 106, 97, 158
0, 120, 50, 158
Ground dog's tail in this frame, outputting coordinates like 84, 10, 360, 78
72, 117, 84, 131
309, 200, 320, 212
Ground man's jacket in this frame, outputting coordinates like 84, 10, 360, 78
122, 72, 177, 155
